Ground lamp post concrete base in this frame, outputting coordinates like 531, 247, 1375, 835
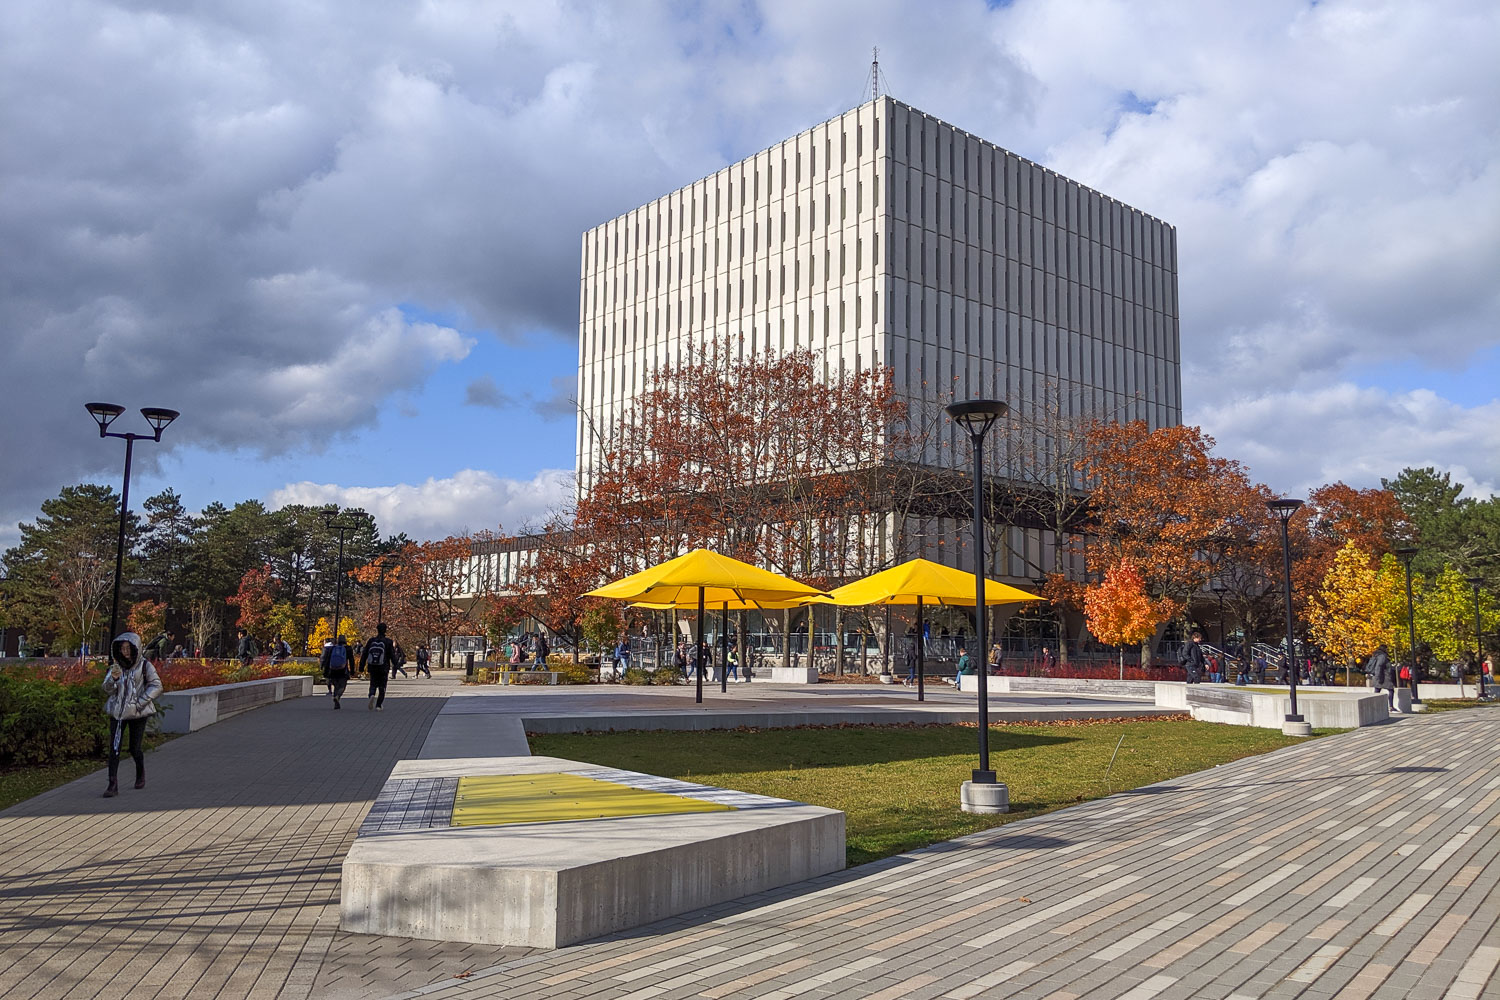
960, 780, 1010, 814
878, 673, 895, 685
1282, 716, 1313, 737
1409, 700, 1426, 713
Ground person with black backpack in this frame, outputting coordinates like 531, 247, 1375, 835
390, 641, 408, 678
361, 623, 397, 711
414, 643, 431, 678
320, 635, 352, 709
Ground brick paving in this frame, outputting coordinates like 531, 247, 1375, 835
391, 708, 1500, 1000
0, 673, 529, 1000
2, 677, 1497, 999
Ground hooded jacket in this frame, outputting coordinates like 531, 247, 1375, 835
102, 631, 163, 721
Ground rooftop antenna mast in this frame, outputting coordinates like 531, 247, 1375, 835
864, 46, 891, 104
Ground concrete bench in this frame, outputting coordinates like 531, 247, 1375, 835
157, 675, 313, 733
341, 756, 844, 948
497, 669, 562, 685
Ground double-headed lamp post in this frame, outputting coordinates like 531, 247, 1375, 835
1266, 499, 1311, 737
1395, 547, 1422, 710
946, 398, 1009, 814
1469, 576, 1487, 700
86, 403, 180, 644
325, 512, 371, 649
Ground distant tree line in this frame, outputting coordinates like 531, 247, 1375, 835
0, 488, 488, 660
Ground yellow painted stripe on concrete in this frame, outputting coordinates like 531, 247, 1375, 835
451, 773, 734, 827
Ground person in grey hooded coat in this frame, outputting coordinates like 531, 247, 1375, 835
101, 631, 163, 797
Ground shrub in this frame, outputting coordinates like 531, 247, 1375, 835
0, 673, 106, 766
552, 661, 595, 685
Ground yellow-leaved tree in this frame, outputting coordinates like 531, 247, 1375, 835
1373, 553, 1418, 659
1417, 566, 1490, 664
308, 616, 361, 655
1307, 542, 1384, 678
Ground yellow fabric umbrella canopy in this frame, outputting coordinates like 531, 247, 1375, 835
821, 558, 1040, 607
585, 548, 824, 606
586, 549, 823, 702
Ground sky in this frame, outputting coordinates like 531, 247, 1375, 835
2, 0, 1497, 550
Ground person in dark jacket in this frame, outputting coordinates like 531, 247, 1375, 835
1368, 644, 1397, 710
360, 623, 397, 711
101, 631, 163, 797
1180, 630, 1207, 684
320, 636, 353, 708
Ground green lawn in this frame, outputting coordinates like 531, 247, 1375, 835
530, 719, 1317, 865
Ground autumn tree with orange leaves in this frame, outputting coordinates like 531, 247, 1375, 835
1078, 421, 1257, 650
227, 565, 278, 634
505, 339, 936, 657
1084, 561, 1163, 675
351, 536, 477, 663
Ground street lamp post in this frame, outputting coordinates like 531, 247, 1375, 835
946, 398, 1009, 814
324, 512, 370, 652
1469, 576, 1487, 700
1266, 499, 1311, 737
85, 403, 179, 644
1395, 547, 1422, 710
1212, 585, 1228, 650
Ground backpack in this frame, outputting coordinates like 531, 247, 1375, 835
327, 644, 348, 672
366, 641, 386, 667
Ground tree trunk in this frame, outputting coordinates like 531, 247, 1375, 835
781, 610, 791, 669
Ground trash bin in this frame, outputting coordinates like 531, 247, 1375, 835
465, 652, 475, 677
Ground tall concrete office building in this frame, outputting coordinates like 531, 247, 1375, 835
575, 96, 1179, 578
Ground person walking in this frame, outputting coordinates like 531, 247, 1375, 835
1368, 643, 1397, 711
361, 623, 397, 711
1180, 630, 1206, 684
391, 642, 408, 678
236, 628, 258, 667
144, 630, 172, 664
321, 635, 352, 708
903, 634, 918, 687
101, 631, 163, 797
531, 631, 550, 668
414, 643, 431, 678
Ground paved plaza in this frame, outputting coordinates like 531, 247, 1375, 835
0, 676, 1496, 999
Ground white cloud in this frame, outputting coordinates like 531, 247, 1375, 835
1, 0, 1496, 542
1200, 383, 1500, 499
266, 468, 572, 541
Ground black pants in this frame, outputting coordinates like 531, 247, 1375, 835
108, 717, 147, 780
415, 661, 430, 677
328, 671, 349, 700
368, 667, 389, 707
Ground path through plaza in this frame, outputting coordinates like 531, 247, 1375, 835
0, 678, 1496, 999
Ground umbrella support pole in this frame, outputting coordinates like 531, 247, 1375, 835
916, 596, 925, 703
720, 601, 729, 693
696, 589, 705, 704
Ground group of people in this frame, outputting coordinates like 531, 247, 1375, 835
316, 627, 432, 710
496, 632, 551, 667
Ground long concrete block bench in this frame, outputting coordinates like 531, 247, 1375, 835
157, 675, 313, 733
341, 755, 844, 948
1155, 683, 1389, 729
962, 676, 1159, 699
